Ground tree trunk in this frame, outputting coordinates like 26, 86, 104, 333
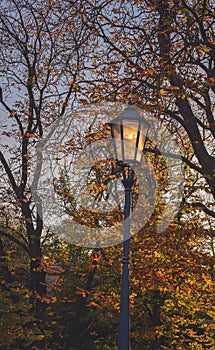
29, 229, 46, 321
29, 235, 46, 349
62, 265, 97, 350
30, 257, 46, 320
151, 290, 162, 350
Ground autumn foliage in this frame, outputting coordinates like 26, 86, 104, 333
0, 0, 215, 349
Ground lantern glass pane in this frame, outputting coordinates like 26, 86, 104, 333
111, 123, 122, 160
122, 120, 139, 161
136, 122, 148, 162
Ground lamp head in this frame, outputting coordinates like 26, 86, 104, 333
109, 106, 149, 164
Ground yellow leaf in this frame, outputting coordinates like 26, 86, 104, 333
202, 46, 211, 52
159, 88, 166, 95
37, 335, 45, 340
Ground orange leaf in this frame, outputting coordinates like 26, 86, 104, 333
87, 301, 99, 308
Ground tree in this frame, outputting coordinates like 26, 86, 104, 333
79, 0, 215, 215
0, 235, 46, 349
130, 223, 215, 349
0, 0, 92, 321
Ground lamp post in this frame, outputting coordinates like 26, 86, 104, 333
109, 106, 149, 350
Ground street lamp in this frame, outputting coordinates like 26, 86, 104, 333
109, 106, 149, 350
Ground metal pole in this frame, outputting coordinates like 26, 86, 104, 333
118, 171, 134, 350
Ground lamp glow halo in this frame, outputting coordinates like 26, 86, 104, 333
31, 103, 184, 248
